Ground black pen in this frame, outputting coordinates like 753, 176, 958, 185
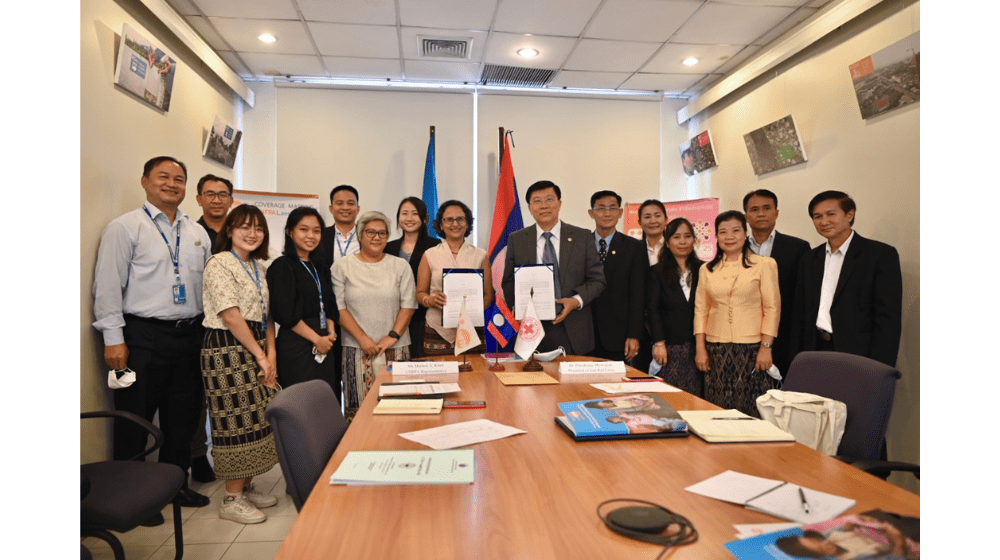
798, 487, 811, 514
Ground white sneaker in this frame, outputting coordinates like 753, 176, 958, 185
243, 483, 278, 508
219, 494, 266, 524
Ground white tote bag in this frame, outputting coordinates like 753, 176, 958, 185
755, 390, 847, 455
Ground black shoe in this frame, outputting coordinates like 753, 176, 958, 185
191, 455, 216, 483
140, 513, 165, 527
176, 486, 210, 508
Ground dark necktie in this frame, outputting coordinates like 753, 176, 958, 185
542, 232, 563, 314
598, 238, 607, 263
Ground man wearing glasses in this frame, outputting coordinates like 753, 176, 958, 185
587, 190, 649, 367
502, 180, 606, 355
194, 174, 233, 253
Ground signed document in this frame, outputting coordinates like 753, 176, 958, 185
513, 264, 556, 320
330, 450, 475, 485
442, 269, 485, 327
399, 419, 527, 450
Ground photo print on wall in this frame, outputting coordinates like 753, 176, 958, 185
113, 23, 177, 111
203, 115, 243, 169
849, 31, 919, 119
743, 115, 807, 176
679, 130, 718, 176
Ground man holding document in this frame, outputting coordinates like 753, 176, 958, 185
502, 181, 606, 355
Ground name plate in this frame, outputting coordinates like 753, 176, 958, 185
558, 361, 626, 374
392, 361, 461, 375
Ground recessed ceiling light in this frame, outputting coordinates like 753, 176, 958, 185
682, 57, 699, 67
258, 33, 277, 44
518, 48, 539, 59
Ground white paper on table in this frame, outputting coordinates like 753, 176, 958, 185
684, 470, 784, 505
590, 381, 681, 393
442, 269, 485, 328
733, 523, 801, 539
330, 449, 475, 485
378, 383, 462, 397
399, 419, 527, 450
513, 264, 556, 321
745, 483, 856, 524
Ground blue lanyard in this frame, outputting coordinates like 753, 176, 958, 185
142, 206, 182, 281
336, 231, 355, 258
231, 251, 267, 327
299, 259, 327, 328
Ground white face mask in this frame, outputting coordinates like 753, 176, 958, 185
107, 368, 136, 389
533, 347, 566, 362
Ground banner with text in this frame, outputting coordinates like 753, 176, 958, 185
624, 197, 719, 262
232, 190, 321, 259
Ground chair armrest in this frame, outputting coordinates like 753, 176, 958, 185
81, 410, 163, 461
849, 459, 920, 480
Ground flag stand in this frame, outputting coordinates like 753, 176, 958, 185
488, 357, 505, 372
522, 355, 543, 372
458, 354, 473, 372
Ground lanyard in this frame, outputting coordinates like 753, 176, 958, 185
336, 231, 355, 258
142, 206, 182, 281
299, 259, 327, 328
231, 251, 267, 326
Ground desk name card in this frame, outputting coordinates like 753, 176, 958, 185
393, 361, 461, 375
558, 361, 626, 374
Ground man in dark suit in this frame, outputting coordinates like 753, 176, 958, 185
790, 191, 902, 367
587, 190, 649, 366
317, 184, 361, 271
743, 189, 811, 375
502, 181, 606, 355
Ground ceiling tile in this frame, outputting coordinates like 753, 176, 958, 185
643, 43, 744, 74
494, 0, 602, 36
585, 0, 701, 42
754, 7, 819, 46
714, 0, 811, 6
672, 4, 796, 45
308, 22, 400, 58
548, 70, 631, 90
297, 0, 397, 25
210, 18, 316, 55
563, 39, 662, 72
400, 27, 488, 62
323, 57, 403, 80
404, 61, 482, 82
484, 33, 578, 69
397, 0, 495, 30
239, 52, 327, 77
217, 51, 254, 77
712, 45, 761, 74
165, 0, 200, 16
192, 0, 299, 19
620, 72, 704, 93
186, 16, 229, 51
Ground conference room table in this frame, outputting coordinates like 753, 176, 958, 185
275, 355, 918, 560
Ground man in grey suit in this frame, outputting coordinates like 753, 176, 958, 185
502, 180, 606, 355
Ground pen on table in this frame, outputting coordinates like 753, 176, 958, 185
798, 487, 811, 514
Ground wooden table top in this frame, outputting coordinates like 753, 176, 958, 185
275, 355, 918, 560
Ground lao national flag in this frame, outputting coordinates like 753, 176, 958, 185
513, 298, 545, 360
454, 295, 482, 356
422, 128, 439, 238
485, 133, 523, 352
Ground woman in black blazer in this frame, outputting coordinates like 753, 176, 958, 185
647, 217, 704, 396
383, 197, 440, 358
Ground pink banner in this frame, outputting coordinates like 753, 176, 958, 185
624, 197, 719, 261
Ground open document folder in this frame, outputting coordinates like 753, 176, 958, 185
677, 409, 795, 443
685, 470, 855, 524
330, 450, 475, 485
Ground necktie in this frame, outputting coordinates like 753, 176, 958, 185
598, 238, 607, 263
542, 232, 563, 314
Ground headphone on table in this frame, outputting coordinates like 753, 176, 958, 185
596, 498, 698, 559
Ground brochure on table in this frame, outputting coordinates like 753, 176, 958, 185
330, 450, 475, 485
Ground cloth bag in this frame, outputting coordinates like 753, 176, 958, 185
755, 389, 847, 455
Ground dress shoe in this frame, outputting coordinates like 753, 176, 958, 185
176, 486, 210, 508
140, 513, 165, 527
191, 455, 216, 483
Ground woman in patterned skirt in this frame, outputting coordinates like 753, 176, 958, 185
201, 204, 279, 524
647, 217, 704, 396
332, 211, 417, 419
693, 211, 780, 417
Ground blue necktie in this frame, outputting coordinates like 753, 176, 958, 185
542, 232, 563, 314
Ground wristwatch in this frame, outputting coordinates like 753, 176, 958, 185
761, 341, 773, 348
388, 330, 401, 340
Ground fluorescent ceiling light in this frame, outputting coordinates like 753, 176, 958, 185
517, 48, 539, 58
258, 33, 277, 43
682, 57, 699, 67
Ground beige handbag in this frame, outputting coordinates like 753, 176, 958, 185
755, 389, 847, 455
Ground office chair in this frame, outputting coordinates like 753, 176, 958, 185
265, 380, 349, 511
81, 411, 186, 560
782, 351, 919, 480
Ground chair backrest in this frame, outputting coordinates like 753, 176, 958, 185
265, 380, 348, 511
782, 351, 901, 461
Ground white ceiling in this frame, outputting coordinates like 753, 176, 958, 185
166, 0, 832, 97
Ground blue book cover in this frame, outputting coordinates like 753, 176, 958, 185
556, 394, 688, 440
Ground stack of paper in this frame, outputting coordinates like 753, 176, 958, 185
592, 381, 681, 394
373, 398, 443, 415
677, 409, 795, 443
378, 382, 461, 397
330, 450, 475, 485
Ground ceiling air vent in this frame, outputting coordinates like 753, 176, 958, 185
419, 36, 472, 60
480, 64, 556, 87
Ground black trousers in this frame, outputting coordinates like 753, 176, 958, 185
114, 315, 204, 473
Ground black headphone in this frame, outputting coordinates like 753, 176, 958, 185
596, 498, 698, 558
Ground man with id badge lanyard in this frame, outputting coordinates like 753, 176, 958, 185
93, 156, 213, 521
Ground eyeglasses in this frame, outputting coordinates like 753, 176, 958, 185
530, 197, 558, 206
592, 206, 620, 214
202, 192, 231, 201
441, 216, 467, 225
363, 229, 389, 239
236, 224, 265, 235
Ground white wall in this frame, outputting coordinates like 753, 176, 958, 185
80, 0, 242, 463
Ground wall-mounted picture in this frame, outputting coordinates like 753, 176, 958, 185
679, 130, 718, 176
113, 23, 176, 111
203, 115, 243, 169
848, 31, 919, 119
743, 115, 807, 176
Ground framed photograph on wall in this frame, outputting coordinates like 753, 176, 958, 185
849, 31, 919, 119
743, 115, 807, 176
113, 23, 177, 111
203, 115, 243, 169
679, 130, 718, 176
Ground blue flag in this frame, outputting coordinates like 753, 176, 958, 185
422, 129, 439, 238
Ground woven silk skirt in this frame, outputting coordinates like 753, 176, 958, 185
704, 342, 774, 418
342, 345, 410, 419
658, 340, 704, 398
201, 322, 279, 480
423, 324, 486, 357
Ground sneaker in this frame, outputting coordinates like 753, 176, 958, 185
219, 494, 266, 524
243, 483, 278, 508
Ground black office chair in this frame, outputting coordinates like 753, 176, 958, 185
782, 351, 919, 480
265, 380, 349, 511
81, 411, 186, 560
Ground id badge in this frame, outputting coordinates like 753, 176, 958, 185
173, 282, 187, 304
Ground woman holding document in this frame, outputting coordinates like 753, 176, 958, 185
415, 200, 493, 356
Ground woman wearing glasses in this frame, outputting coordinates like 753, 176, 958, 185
415, 200, 493, 356
383, 197, 440, 358
332, 211, 417, 419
